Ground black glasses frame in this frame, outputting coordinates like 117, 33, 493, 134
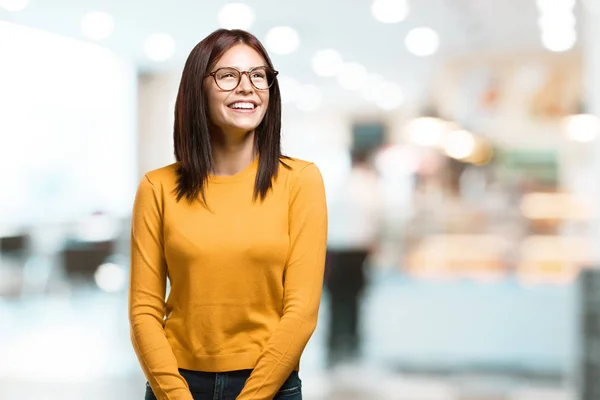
206, 66, 279, 91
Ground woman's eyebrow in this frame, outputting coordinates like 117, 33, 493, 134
214, 64, 267, 70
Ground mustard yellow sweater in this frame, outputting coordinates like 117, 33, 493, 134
128, 157, 327, 400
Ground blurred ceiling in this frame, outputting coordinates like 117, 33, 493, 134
0, 0, 576, 110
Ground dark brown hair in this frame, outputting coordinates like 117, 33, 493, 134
173, 29, 286, 204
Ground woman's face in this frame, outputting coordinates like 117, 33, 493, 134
205, 44, 270, 137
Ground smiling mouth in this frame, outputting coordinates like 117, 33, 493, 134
228, 101, 257, 110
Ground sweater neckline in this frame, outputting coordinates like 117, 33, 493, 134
208, 156, 259, 184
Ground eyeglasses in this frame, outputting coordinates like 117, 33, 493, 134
206, 66, 278, 91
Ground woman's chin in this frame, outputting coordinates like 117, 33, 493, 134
223, 123, 259, 136
213, 116, 262, 136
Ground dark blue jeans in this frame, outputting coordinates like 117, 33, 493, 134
145, 369, 302, 400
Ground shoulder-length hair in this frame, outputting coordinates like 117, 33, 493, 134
173, 29, 286, 204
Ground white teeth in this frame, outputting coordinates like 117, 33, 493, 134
229, 102, 255, 109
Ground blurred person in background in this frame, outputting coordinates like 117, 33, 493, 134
129, 29, 327, 400
325, 149, 384, 368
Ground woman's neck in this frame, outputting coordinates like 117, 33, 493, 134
210, 130, 257, 176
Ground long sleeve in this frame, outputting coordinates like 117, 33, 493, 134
129, 175, 193, 400
236, 163, 328, 400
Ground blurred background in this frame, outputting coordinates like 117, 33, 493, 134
2, 0, 600, 399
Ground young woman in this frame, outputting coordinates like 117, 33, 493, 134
129, 29, 327, 400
